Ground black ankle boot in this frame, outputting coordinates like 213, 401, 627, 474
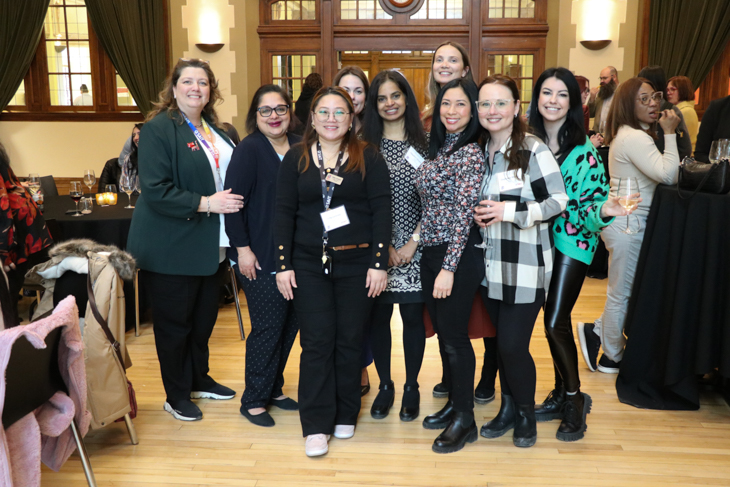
399, 384, 420, 422
370, 381, 395, 419
534, 386, 566, 422
480, 394, 515, 438
513, 403, 537, 448
422, 400, 454, 430
432, 382, 450, 398
432, 411, 478, 454
556, 392, 592, 442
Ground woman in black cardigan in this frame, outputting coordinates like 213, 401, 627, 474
225, 85, 301, 427
275, 86, 391, 457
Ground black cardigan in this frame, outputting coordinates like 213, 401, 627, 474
224, 131, 301, 274
274, 143, 391, 272
695, 95, 730, 162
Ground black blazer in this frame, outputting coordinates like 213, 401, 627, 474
695, 95, 730, 162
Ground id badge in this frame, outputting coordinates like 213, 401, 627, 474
498, 170, 524, 192
320, 205, 350, 232
405, 147, 425, 169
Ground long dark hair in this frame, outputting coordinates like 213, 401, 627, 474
127, 123, 144, 173
361, 70, 427, 151
244, 84, 299, 135
428, 78, 481, 159
528, 67, 586, 156
638, 65, 667, 97
478, 74, 529, 175
298, 86, 368, 177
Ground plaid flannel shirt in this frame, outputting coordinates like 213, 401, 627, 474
480, 134, 568, 304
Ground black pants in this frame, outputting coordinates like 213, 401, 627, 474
145, 264, 224, 402
369, 302, 426, 387
480, 288, 544, 406
293, 266, 374, 436
237, 271, 299, 409
421, 228, 485, 413
543, 250, 588, 393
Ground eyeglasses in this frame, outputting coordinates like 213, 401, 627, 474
314, 109, 351, 122
179, 57, 210, 65
257, 105, 289, 117
637, 91, 663, 105
476, 99, 515, 113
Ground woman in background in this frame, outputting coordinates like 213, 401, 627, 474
666, 75, 698, 153
421, 41, 474, 132
334, 66, 369, 133
226, 84, 300, 428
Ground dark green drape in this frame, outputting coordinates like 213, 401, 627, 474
0, 0, 50, 111
85, 0, 167, 115
648, 0, 730, 88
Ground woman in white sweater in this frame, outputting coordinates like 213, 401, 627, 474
578, 77, 680, 374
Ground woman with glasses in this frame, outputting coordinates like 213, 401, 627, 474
127, 58, 243, 422
666, 76, 699, 152
527, 68, 634, 442
275, 86, 391, 457
578, 78, 679, 375
416, 78, 485, 454
473, 74, 568, 448
225, 85, 301, 427
361, 70, 428, 422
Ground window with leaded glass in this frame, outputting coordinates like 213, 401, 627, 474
271, 0, 316, 20
272, 54, 317, 103
340, 0, 392, 20
488, 0, 535, 19
486, 54, 534, 113
410, 0, 463, 19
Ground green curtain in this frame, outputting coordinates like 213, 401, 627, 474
85, 0, 167, 115
0, 0, 50, 111
648, 0, 730, 88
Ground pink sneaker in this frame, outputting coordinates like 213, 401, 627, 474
334, 424, 355, 439
305, 434, 330, 457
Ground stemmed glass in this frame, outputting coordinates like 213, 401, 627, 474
69, 181, 83, 217
83, 170, 96, 196
120, 174, 135, 209
475, 193, 500, 251
134, 175, 141, 194
617, 177, 641, 234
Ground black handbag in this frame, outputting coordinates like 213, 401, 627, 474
677, 158, 730, 199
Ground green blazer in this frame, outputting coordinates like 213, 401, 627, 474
127, 110, 234, 276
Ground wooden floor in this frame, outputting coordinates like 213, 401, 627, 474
39, 278, 730, 486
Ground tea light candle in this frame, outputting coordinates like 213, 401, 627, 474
95, 193, 105, 205
108, 193, 118, 205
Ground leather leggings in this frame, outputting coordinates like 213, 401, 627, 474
543, 250, 588, 393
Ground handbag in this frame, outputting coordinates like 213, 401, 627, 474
87, 271, 138, 420
677, 157, 730, 199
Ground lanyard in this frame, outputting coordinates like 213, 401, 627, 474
182, 113, 222, 189
317, 141, 344, 243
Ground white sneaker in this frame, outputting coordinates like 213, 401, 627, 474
305, 434, 330, 457
334, 424, 355, 439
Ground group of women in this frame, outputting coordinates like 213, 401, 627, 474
128, 39, 665, 457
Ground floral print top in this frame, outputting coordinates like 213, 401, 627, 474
0, 165, 52, 266
415, 133, 485, 272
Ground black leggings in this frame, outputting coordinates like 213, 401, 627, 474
543, 250, 588, 393
480, 288, 544, 406
370, 302, 426, 387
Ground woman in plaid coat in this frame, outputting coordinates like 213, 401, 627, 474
473, 74, 568, 448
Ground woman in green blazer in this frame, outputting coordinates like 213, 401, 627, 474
127, 58, 244, 422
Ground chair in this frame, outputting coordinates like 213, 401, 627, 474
134, 264, 246, 340
2, 327, 97, 486
39, 176, 58, 198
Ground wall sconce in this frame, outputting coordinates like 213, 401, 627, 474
195, 43, 224, 53
580, 40, 612, 50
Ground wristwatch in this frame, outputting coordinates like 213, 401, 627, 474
412, 233, 420, 242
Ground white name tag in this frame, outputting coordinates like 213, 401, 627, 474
325, 173, 343, 185
405, 147, 425, 169
320, 205, 350, 232
498, 170, 524, 192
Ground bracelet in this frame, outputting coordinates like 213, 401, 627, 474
206, 196, 211, 217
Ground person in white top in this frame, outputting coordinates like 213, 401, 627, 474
73, 84, 93, 106
578, 77, 680, 374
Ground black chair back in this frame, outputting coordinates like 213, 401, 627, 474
40, 176, 59, 198
2, 327, 65, 428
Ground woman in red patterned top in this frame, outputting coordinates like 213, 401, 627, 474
0, 142, 52, 322
415, 78, 485, 454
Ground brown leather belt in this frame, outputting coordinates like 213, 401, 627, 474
327, 243, 370, 251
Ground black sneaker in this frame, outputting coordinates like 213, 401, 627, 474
597, 354, 620, 374
191, 382, 236, 400
577, 322, 601, 372
164, 399, 202, 421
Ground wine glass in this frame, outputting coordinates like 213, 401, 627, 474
80, 197, 93, 214
120, 174, 135, 209
134, 176, 142, 194
617, 177, 641, 235
27, 173, 40, 197
719, 139, 730, 163
83, 170, 96, 195
475, 193, 500, 251
69, 181, 83, 217
709, 140, 722, 164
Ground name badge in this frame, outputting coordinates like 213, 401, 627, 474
405, 147, 425, 169
498, 170, 524, 192
320, 205, 350, 232
325, 173, 343, 185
